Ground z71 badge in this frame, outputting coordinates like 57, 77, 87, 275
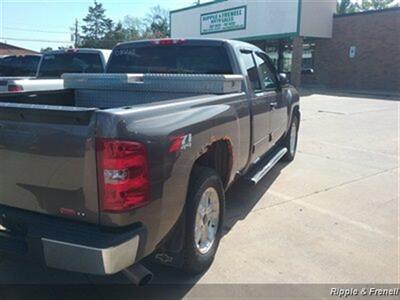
180, 133, 192, 150
169, 133, 192, 153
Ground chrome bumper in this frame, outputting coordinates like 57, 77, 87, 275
42, 236, 139, 275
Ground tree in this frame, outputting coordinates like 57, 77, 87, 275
75, 3, 171, 48
359, 0, 398, 10
336, 0, 358, 14
143, 6, 170, 38
81, 1, 113, 47
102, 21, 126, 48
40, 47, 53, 53
122, 16, 143, 40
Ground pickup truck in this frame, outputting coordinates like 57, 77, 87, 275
0, 39, 300, 285
0, 54, 41, 77
0, 48, 111, 93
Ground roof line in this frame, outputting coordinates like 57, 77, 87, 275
170, 0, 227, 14
0, 42, 39, 54
334, 6, 400, 18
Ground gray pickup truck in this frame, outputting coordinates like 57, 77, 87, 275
0, 39, 300, 284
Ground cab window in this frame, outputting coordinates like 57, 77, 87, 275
240, 51, 261, 92
254, 52, 278, 90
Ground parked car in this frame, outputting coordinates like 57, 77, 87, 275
0, 39, 300, 285
0, 54, 41, 77
0, 48, 111, 93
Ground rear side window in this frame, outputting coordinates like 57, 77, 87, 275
107, 45, 233, 74
240, 51, 261, 91
0, 56, 39, 76
20, 56, 41, 76
38, 53, 104, 78
0, 57, 19, 76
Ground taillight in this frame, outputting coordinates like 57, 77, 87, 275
96, 138, 150, 212
151, 39, 186, 46
8, 84, 23, 92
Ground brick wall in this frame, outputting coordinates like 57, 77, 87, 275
311, 8, 400, 92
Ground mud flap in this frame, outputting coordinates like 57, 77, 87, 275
150, 211, 186, 268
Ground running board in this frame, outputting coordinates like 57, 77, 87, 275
247, 148, 288, 184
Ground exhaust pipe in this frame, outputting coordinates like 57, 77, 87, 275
122, 263, 153, 286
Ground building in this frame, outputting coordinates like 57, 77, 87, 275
0, 42, 39, 57
171, 0, 336, 89
170, 0, 400, 93
304, 8, 400, 92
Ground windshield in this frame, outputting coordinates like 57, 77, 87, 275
107, 45, 233, 74
38, 52, 104, 78
0, 56, 40, 76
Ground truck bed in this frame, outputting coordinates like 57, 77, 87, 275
0, 73, 245, 225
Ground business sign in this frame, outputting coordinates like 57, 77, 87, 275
201, 6, 246, 35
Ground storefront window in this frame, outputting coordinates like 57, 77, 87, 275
265, 46, 278, 69
247, 41, 315, 74
280, 43, 315, 74
302, 43, 315, 74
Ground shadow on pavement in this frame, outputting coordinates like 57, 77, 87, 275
223, 162, 288, 237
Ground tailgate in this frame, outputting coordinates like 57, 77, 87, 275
0, 103, 99, 223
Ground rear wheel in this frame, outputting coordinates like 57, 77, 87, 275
182, 167, 225, 274
282, 114, 299, 162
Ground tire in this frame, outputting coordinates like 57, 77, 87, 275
182, 166, 225, 274
282, 114, 299, 162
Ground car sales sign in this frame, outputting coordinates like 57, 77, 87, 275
201, 6, 246, 35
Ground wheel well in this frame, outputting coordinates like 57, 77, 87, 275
293, 106, 300, 122
192, 140, 233, 189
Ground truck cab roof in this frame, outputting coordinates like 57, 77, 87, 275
115, 38, 261, 52
43, 48, 112, 62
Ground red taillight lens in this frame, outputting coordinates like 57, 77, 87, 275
96, 138, 150, 212
8, 84, 23, 92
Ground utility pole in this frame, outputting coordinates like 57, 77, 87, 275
74, 19, 79, 48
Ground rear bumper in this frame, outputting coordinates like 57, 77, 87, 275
0, 205, 146, 275
42, 235, 140, 275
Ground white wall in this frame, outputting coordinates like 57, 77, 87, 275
300, 0, 336, 38
171, 0, 299, 40
171, 0, 335, 40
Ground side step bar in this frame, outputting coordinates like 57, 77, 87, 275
247, 148, 288, 184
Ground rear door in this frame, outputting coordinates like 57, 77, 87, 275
240, 50, 273, 160
253, 52, 287, 146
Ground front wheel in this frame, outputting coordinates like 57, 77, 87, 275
182, 167, 225, 274
282, 114, 299, 162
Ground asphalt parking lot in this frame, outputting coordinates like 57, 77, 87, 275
0, 91, 398, 298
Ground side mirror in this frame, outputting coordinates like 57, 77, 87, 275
279, 73, 288, 85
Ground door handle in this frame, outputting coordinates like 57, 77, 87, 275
270, 101, 278, 108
